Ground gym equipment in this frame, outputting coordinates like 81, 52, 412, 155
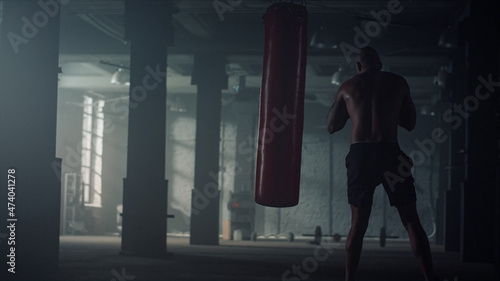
314, 225, 322, 244
381, 195, 387, 247
332, 233, 341, 242
302, 226, 395, 244
252, 232, 295, 242
251, 231, 257, 241
227, 190, 255, 240
380, 227, 386, 247
255, 1, 308, 207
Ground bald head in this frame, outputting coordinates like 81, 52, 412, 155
355, 47, 382, 73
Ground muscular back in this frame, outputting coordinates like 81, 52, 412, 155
326, 71, 416, 143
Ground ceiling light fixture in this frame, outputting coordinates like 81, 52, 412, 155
438, 25, 458, 48
310, 26, 338, 49
110, 68, 130, 86
433, 66, 450, 88
99, 60, 131, 86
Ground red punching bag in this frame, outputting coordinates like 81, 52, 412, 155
255, 2, 308, 207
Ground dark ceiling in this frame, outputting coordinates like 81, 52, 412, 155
55, 0, 468, 107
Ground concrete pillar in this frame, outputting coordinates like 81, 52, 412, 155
229, 88, 259, 239
460, 1, 499, 262
0, 0, 62, 278
443, 33, 467, 252
435, 102, 449, 245
190, 54, 227, 245
496, 150, 500, 280
232, 94, 259, 195
120, 1, 175, 257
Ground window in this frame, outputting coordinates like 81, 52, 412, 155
81, 95, 105, 207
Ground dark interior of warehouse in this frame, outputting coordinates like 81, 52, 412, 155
0, 0, 499, 280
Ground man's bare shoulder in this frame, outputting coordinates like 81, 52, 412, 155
337, 78, 352, 96
338, 71, 407, 95
346, 71, 404, 82
379, 71, 407, 84
339, 75, 360, 91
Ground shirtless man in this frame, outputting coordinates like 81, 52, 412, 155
326, 46, 434, 281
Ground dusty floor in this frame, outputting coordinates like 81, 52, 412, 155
6, 235, 497, 280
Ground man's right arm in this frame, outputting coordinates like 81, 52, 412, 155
398, 78, 416, 131
326, 86, 350, 134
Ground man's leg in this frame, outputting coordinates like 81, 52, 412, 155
345, 204, 372, 281
396, 202, 434, 281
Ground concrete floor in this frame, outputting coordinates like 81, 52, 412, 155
37, 235, 495, 280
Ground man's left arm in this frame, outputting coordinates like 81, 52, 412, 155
326, 87, 350, 134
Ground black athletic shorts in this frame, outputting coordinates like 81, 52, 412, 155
345, 142, 417, 208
